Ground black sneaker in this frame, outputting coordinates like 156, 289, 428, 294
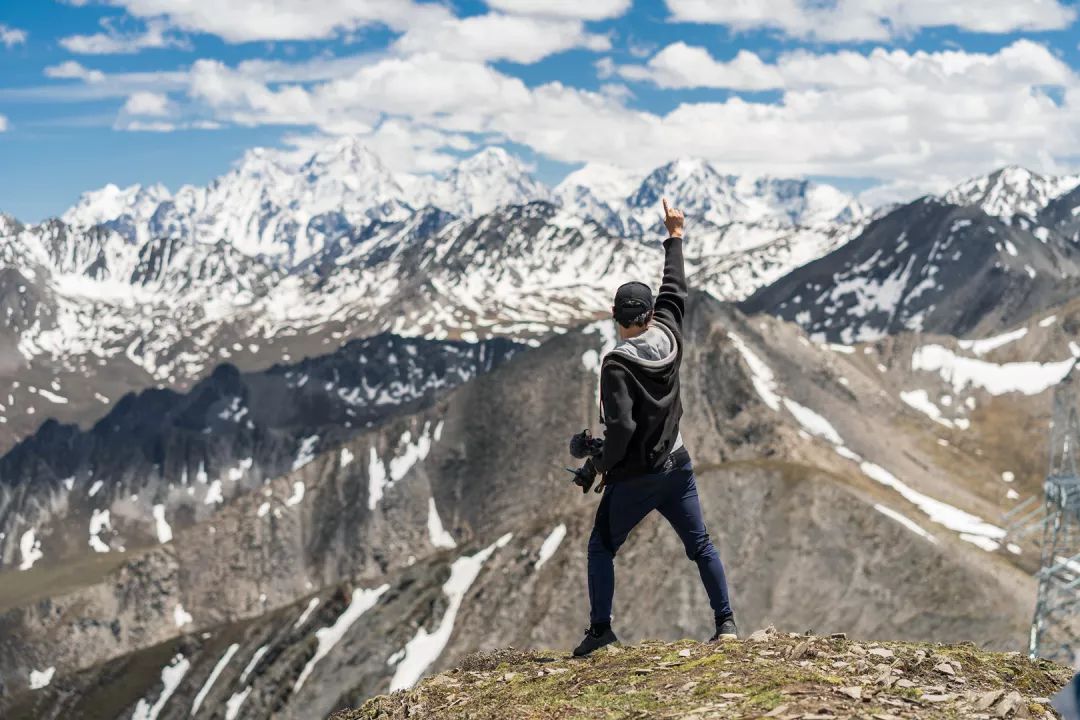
709, 618, 738, 642
573, 626, 618, 657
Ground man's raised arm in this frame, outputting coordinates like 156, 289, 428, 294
653, 197, 688, 330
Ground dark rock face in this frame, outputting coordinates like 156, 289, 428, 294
0, 333, 520, 573
741, 198, 1080, 342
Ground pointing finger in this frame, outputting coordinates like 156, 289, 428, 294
662, 197, 671, 215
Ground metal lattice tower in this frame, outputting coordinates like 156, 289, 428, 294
1030, 359, 1080, 666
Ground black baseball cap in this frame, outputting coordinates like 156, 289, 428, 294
613, 281, 654, 325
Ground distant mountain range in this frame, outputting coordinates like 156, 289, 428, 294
0, 140, 870, 453
3, 141, 1079, 459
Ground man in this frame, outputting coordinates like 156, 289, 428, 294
569, 198, 736, 657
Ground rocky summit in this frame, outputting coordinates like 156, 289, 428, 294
336, 632, 1071, 720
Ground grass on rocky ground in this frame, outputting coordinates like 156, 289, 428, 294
332, 628, 1072, 719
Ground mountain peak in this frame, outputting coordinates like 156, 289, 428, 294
624, 158, 862, 228
61, 182, 172, 235
421, 147, 549, 217
455, 146, 520, 172
944, 165, 1080, 222
303, 136, 387, 174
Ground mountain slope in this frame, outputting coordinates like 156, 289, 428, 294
1, 294, 1060, 716
741, 197, 1080, 342
0, 333, 519, 574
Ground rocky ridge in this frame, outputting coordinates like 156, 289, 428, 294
342, 633, 1071, 720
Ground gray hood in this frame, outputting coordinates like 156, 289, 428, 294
608, 322, 678, 368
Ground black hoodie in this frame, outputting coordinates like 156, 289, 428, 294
594, 236, 689, 482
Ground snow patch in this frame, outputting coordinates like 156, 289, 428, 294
727, 332, 780, 411
285, 481, 305, 506
173, 603, 193, 628
535, 523, 567, 570
913, 345, 1075, 396
427, 497, 457, 549
340, 447, 354, 467
899, 389, 954, 428
190, 643, 240, 716
957, 327, 1027, 356
29, 666, 55, 689
204, 480, 223, 505
239, 645, 269, 684
782, 398, 843, 444
224, 687, 252, 720
874, 504, 937, 544
369, 422, 439, 510
293, 435, 320, 471
294, 598, 321, 629
389, 533, 513, 691
153, 504, 172, 543
19, 528, 43, 570
132, 655, 190, 720
294, 584, 390, 693
89, 509, 111, 553
860, 461, 1004, 551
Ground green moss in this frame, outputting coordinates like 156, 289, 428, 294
746, 689, 785, 710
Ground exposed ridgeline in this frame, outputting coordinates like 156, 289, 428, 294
743, 169, 1080, 343
3, 294, 1068, 718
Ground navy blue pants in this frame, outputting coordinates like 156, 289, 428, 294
587, 461, 733, 625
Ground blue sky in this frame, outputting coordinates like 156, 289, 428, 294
2, 0, 1080, 222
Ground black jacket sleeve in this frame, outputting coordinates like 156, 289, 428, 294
594, 361, 636, 474
653, 236, 687, 330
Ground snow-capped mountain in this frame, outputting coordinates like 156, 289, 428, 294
553, 162, 645, 234
62, 182, 171, 248
622, 159, 868, 234
742, 196, 1080, 342
943, 166, 1080, 223
62, 140, 550, 268
410, 147, 551, 218
0, 141, 870, 453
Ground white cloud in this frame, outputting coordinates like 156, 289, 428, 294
393, 13, 611, 63
60, 18, 186, 54
665, 0, 1077, 42
123, 120, 177, 131
99, 0, 446, 42
617, 43, 784, 90
123, 91, 171, 116
127, 39, 1080, 199
619, 39, 1072, 91
486, 0, 632, 20
188, 53, 533, 130
19, 15, 1080, 206
0, 115, 8, 132
44, 61, 107, 83
0, 23, 27, 48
